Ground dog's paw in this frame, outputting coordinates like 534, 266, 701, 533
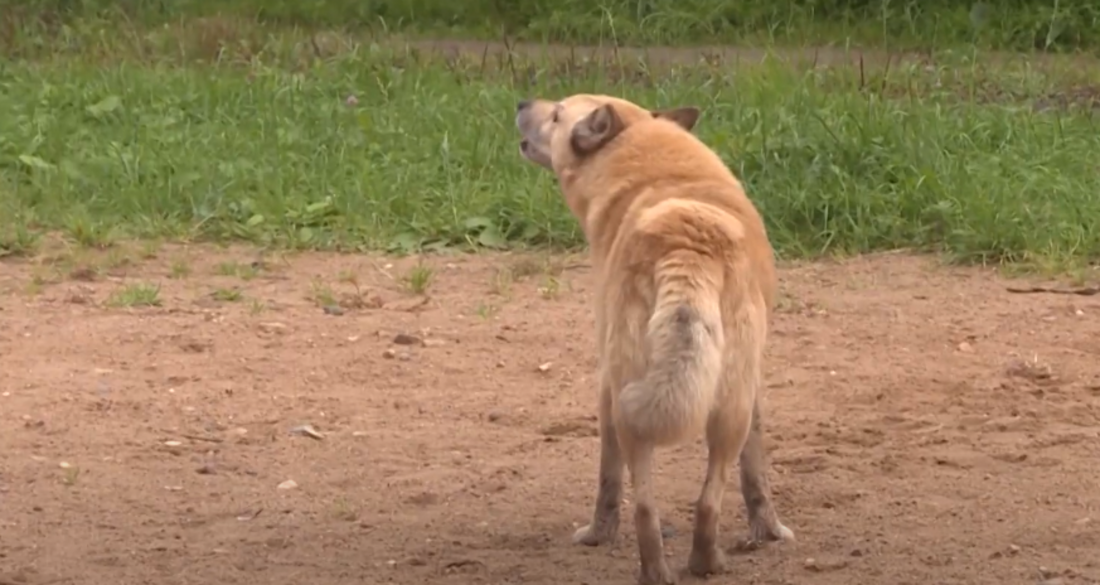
774, 522, 795, 542
572, 523, 614, 547
754, 520, 794, 544
730, 520, 794, 553
637, 560, 678, 585
687, 546, 728, 577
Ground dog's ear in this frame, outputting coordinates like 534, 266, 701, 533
652, 106, 701, 131
570, 104, 625, 154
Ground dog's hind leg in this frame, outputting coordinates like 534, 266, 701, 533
621, 435, 676, 585
736, 399, 795, 548
686, 387, 753, 577
573, 377, 624, 547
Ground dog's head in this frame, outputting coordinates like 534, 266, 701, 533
514, 93, 699, 173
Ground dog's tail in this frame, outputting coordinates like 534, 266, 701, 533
617, 252, 725, 447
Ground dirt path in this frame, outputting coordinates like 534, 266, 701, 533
1, 246, 1098, 585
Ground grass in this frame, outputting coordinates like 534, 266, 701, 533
2, 18, 1100, 269
403, 264, 434, 294
106, 283, 162, 308
213, 287, 244, 302
7, 0, 1100, 52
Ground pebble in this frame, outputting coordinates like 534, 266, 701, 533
289, 424, 325, 440
277, 479, 299, 490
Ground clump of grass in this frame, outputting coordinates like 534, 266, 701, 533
475, 300, 500, 319
169, 259, 192, 279
248, 298, 266, 314
215, 260, 260, 280
68, 262, 101, 281
213, 287, 243, 302
107, 283, 162, 307
139, 240, 162, 259
309, 280, 338, 307
63, 216, 117, 250
0, 224, 41, 258
403, 264, 434, 294
538, 275, 561, 299
490, 267, 514, 297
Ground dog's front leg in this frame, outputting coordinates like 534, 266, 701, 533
573, 376, 623, 547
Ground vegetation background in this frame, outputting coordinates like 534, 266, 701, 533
4, 0, 1099, 51
2, 0, 1099, 270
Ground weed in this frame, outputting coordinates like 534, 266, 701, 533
330, 497, 360, 522
403, 264, 434, 295
68, 263, 100, 281
337, 270, 358, 285
0, 225, 40, 258
170, 259, 192, 279
213, 287, 243, 302
63, 216, 117, 250
476, 301, 499, 319
216, 261, 259, 280
310, 280, 338, 307
509, 258, 544, 279
490, 267, 514, 297
107, 283, 162, 307
103, 249, 134, 273
537, 275, 561, 299
139, 241, 162, 259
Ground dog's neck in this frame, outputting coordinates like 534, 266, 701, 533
559, 150, 654, 269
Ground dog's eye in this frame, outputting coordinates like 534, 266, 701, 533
552, 110, 560, 123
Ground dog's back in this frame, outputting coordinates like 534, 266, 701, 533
586, 117, 776, 447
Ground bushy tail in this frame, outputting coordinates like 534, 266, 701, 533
616, 272, 724, 447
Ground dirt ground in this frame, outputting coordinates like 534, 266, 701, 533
1, 245, 1098, 585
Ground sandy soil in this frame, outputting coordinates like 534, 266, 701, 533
1, 244, 1098, 585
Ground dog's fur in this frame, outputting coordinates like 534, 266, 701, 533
515, 94, 793, 584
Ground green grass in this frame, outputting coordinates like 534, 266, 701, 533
6, 0, 1100, 52
1, 21, 1100, 267
106, 283, 162, 308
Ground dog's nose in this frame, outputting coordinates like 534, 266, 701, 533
516, 100, 532, 112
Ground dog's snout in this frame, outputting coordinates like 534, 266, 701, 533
516, 100, 532, 113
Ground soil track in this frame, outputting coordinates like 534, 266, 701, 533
1, 245, 1098, 585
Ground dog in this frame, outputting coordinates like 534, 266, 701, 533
515, 94, 794, 584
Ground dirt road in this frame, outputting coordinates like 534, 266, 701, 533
2, 245, 1098, 585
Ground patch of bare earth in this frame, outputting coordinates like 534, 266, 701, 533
1, 246, 1098, 585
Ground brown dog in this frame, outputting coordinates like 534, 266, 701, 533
515, 94, 793, 584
